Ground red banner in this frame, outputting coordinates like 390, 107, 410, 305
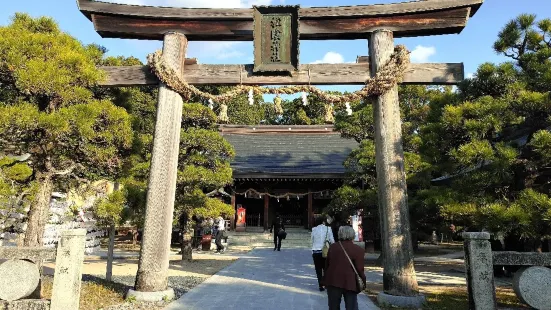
236, 205, 246, 226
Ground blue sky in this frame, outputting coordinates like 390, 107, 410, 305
1, 0, 549, 94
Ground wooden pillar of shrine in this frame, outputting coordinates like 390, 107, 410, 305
370, 30, 420, 302
230, 193, 236, 231
134, 32, 187, 297
264, 195, 269, 232
308, 192, 313, 230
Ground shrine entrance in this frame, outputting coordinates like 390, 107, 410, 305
222, 124, 357, 231
78, 0, 484, 306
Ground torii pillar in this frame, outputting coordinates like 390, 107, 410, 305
128, 32, 187, 301
370, 30, 424, 307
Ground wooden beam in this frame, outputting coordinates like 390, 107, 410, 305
89, 7, 472, 41
99, 62, 464, 87
78, 0, 483, 21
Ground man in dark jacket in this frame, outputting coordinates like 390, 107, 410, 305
269, 213, 285, 251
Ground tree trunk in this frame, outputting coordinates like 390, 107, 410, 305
132, 230, 138, 246
370, 30, 419, 297
24, 174, 53, 247
181, 228, 193, 262
106, 224, 116, 281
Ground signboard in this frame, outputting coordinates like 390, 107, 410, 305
253, 6, 299, 73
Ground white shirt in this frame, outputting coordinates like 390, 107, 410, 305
216, 217, 225, 231
311, 224, 335, 251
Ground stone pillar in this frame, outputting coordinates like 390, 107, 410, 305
264, 195, 269, 232
463, 232, 497, 310
370, 30, 423, 307
50, 229, 86, 310
133, 32, 187, 298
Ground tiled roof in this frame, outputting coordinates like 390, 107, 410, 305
221, 126, 358, 178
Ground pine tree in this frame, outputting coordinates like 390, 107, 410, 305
175, 103, 235, 261
0, 14, 133, 246
418, 14, 551, 250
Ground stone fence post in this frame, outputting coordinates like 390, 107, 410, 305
463, 232, 497, 310
50, 229, 86, 310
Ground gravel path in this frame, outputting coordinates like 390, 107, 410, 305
98, 275, 205, 310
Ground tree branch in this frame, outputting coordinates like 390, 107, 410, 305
53, 163, 83, 176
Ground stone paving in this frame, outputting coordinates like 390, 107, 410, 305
164, 248, 379, 310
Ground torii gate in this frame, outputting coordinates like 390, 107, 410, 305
78, 0, 483, 306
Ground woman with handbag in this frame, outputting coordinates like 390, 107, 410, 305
311, 217, 335, 291
324, 226, 366, 310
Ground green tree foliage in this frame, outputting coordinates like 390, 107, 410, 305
0, 14, 133, 246
176, 103, 235, 216
0, 156, 35, 236
188, 85, 269, 125
413, 14, 551, 249
493, 14, 551, 92
279, 94, 327, 125
92, 190, 126, 226
175, 103, 235, 260
332, 86, 437, 241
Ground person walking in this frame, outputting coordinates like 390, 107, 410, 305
324, 226, 366, 310
214, 215, 226, 254
269, 213, 285, 251
311, 217, 335, 291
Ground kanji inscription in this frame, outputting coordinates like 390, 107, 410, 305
253, 6, 299, 73
270, 16, 283, 62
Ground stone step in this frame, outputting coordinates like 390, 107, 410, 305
228, 235, 311, 242
229, 239, 312, 248
227, 228, 312, 249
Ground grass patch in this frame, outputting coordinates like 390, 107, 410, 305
368, 286, 529, 309
42, 275, 127, 310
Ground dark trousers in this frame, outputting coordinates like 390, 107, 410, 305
215, 230, 224, 252
327, 286, 358, 310
273, 233, 282, 250
312, 252, 326, 287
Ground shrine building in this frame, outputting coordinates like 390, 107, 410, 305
221, 125, 358, 231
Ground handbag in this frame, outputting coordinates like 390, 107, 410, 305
338, 241, 365, 292
322, 227, 330, 258
278, 229, 287, 240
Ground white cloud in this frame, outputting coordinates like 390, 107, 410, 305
466, 72, 474, 79
311, 52, 345, 64
410, 45, 436, 63
105, 0, 271, 8
194, 42, 245, 59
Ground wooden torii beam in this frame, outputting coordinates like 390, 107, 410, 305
99, 61, 464, 87
77, 0, 483, 41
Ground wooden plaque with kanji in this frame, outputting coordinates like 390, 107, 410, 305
253, 6, 299, 73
